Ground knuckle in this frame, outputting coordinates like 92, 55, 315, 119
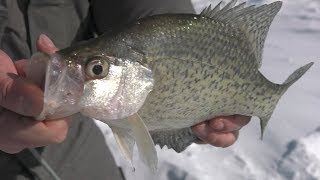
209, 119, 224, 131
192, 123, 208, 139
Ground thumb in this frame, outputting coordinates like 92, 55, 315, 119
25, 34, 59, 88
36, 34, 58, 54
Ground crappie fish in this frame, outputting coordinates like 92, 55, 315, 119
27, 0, 313, 171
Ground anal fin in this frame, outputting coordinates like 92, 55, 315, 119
151, 127, 197, 153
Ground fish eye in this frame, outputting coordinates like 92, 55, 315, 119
85, 56, 110, 79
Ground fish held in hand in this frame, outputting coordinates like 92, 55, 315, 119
27, 0, 313, 171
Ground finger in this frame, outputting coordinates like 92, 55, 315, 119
208, 115, 251, 132
36, 34, 58, 54
0, 74, 43, 116
0, 50, 17, 75
191, 121, 209, 140
205, 131, 239, 148
1, 111, 70, 147
0, 50, 43, 116
14, 59, 29, 77
0, 146, 24, 154
25, 120, 70, 147
194, 138, 207, 144
192, 122, 240, 147
40, 118, 71, 144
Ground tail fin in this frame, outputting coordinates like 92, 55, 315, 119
259, 62, 314, 139
282, 62, 314, 88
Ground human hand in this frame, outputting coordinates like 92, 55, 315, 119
0, 34, 71, 154
192, 115, 251, 147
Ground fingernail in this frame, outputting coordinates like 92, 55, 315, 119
39, 34, 54, 48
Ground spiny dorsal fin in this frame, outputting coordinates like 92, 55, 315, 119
219, 0, 237, 14
200, 1, 282, 67
200, 0, 241, 18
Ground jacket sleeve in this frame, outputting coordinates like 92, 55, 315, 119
0, 1, 8, 47
90, 0, 195, 34
0, 0, 31, 60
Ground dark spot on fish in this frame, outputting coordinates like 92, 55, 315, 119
184, 96, 191, 102
193, 95, 199, 101
173, 81, 177, 87
184, 69, 189, 78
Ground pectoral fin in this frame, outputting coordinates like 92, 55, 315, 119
128, 113, 158, 172
110, 126, 135, 168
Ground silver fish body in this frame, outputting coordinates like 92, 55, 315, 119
29, 0, 313, 168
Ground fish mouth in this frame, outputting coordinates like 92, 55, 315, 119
36, 53, 85, 120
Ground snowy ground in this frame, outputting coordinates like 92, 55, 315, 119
96, 0, 320, 179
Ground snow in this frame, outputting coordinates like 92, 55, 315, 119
277, 127, 320, 180
96, 0, 320, 179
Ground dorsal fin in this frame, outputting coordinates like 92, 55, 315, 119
200, 0, 244, 18
200, 1, 282, 67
